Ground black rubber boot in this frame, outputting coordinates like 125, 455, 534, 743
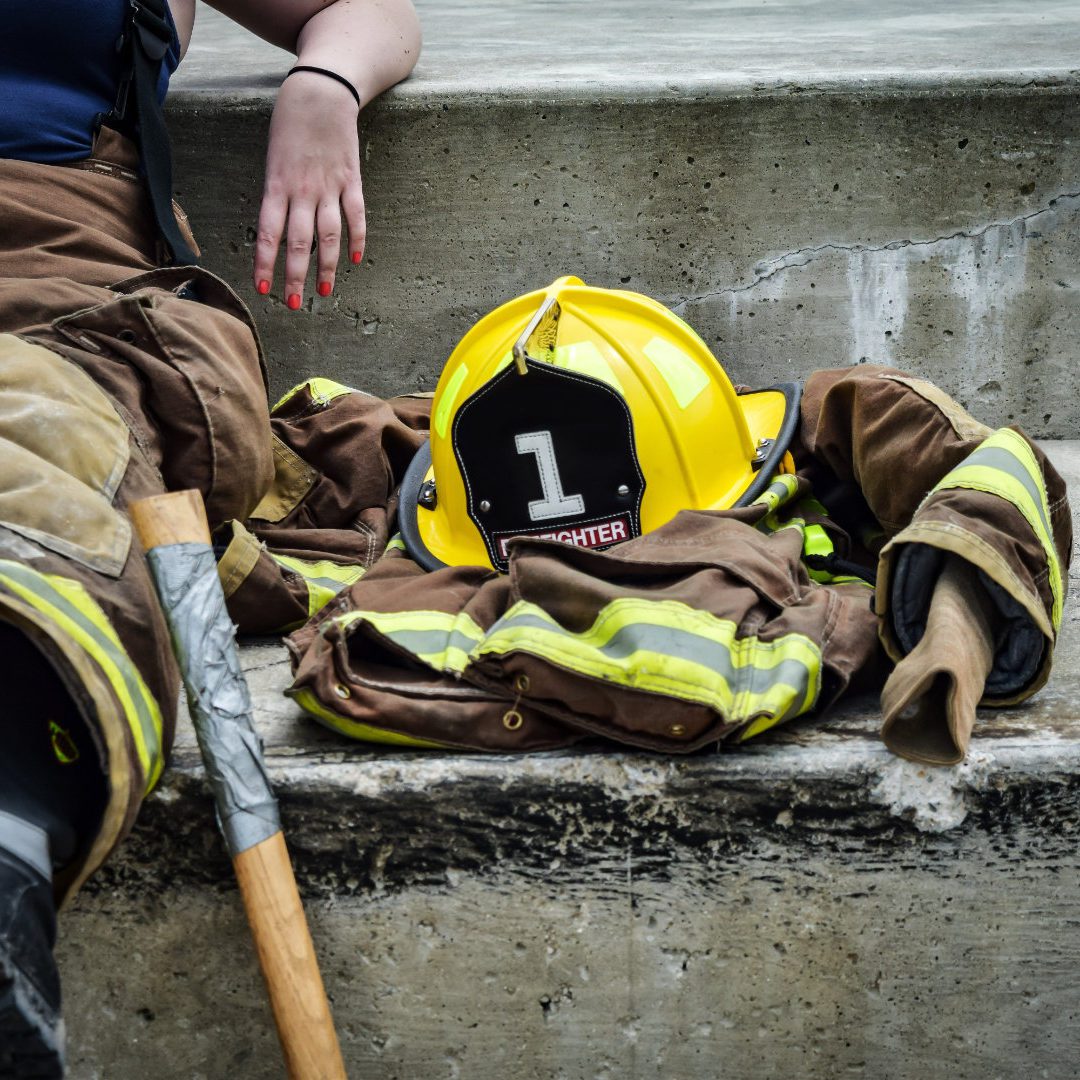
0, 840, 62, 1080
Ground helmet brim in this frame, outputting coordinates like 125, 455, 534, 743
398, 439, 449, 571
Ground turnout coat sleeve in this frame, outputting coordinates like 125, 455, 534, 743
797, 365, 1072, 706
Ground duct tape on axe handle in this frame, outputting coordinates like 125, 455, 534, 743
146, 543, 281, 857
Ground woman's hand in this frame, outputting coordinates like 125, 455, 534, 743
205, 0, 419, 301
254, 70, 365, 307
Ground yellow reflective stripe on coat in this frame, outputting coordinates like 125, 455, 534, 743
789, 494, 834, 563
754, 491, 867, 587
272, 377, 356, 414
270, 553, 365, 617
0, 561, 164, 791
334, 608, 486, 675
931, 428, 1063, 630
333, 598, 820, 738
290, 687, 450, 749
802, 523, 832, 559
479, 598, 821, 730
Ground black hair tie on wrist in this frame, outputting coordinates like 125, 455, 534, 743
285, 65, 361, 109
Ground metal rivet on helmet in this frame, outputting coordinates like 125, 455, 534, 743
418, 479, 437, 509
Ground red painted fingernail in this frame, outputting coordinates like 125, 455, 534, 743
351, 251, 362, 264
318, 281, 332, 297
287, 293, 301, 310
256, 280, 270, 295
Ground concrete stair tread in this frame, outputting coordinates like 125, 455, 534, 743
176, 0, 1080, 99
153, 439, 1080, 838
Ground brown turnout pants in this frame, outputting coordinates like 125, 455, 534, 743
0, 129, 274, 901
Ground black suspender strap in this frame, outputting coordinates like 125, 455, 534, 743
114, 0, 200, 266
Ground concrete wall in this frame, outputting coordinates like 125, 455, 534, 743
169, 84, 1080, 438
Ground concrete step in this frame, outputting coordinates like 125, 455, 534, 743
170, 0, 1080, 437
57, 441, 1080, 1079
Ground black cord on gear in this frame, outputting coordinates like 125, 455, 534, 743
125, 0, 200, 266
285, 65, 362, 108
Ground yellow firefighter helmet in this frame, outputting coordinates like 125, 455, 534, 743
400, 276, 800, 571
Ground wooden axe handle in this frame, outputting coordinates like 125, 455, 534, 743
129, 488, 210, 548
131, 491, 347, 1080
234, 832, 347, 1080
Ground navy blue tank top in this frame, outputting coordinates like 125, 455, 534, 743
0, 0, 181, 164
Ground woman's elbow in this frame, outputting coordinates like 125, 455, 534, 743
395, 0, 423, 78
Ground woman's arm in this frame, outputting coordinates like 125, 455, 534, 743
204, 0, 421, 304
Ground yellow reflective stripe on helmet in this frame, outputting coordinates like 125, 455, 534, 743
270, 553, 365, 617
479, 598, 821, 726
552, 341, 626, 397
434, 363, 469, 439
931, 428, 1063, 630
0, 561, 164, 792
643, 336, 710, 409
272, 377, 355, 414
334, 608, 486, 675
290, 687, 450, 748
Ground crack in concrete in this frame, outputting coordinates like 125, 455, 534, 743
671, 189, 1080, 312
238, 657, 291, 675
